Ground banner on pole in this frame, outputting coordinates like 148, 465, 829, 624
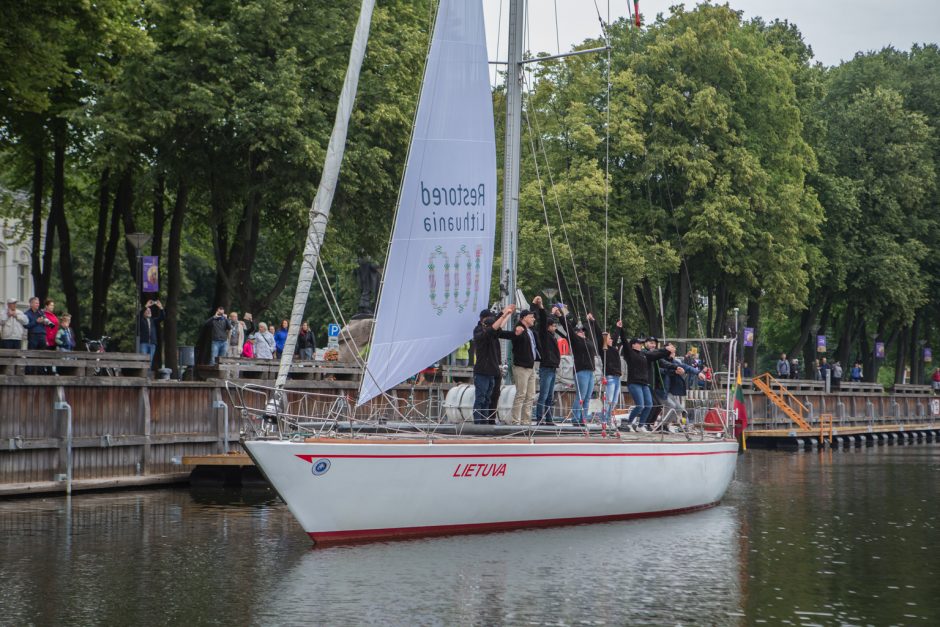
816, 335, 827, 352
924, 347, 932, 363
875, 342, 885, 359
142, 256, 159, 292
743, 327, 754, 347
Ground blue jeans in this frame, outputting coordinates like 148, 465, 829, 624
601, 377, 621, 424
140, 342, 156, 365
473, 374, 496, 424
210, 340, 227, 365
627, 383, 652, 424
572, 370, 594, 424
537, 367, 556, 423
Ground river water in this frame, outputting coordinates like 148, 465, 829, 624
1, 446, 938, 625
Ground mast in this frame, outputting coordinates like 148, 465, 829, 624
274, 0, 375, 391
500, 0, 525, 310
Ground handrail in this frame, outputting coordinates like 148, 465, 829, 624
752, 372, 811, 430
819, 413, 833, 444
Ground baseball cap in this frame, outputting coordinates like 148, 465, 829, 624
6, 298, 16, 304
519, 309, 533, 318
479, 308, 493, 319
645, 335, 659, 343
630, 337, 643, 345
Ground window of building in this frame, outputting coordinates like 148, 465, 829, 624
18, 263, 29, 302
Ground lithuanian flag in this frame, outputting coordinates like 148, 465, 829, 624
733, 366, 748, 438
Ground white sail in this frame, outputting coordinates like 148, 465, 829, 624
358, 0, 497, 405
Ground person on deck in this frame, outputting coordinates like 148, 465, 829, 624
599, 329, 623, 425
558, 311, 601, 426
471, 306, 515, 424
508, 306, 541, 426
618, 323, 670, 431
776, 353, 790, 379
932, 368, 940, 392
850, 362, 863, 382
534, 298, 560, 424
645, 336, 669, 427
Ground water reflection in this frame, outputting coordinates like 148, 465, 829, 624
0, 446, 939, 625
274, 508, 741, 625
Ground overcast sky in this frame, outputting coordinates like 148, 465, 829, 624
484, 0, 938, 70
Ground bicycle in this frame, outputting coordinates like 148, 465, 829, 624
84, 335, 116, 376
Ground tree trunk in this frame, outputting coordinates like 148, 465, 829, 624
789, 290, 828, 359
120, 171, 138, 281
164, 181, 188, 376
151, 175, 166, 369
835, 301, 856, 369
894, 325, 909, 384
51, 119, 80, 333
909, 314, 922, 384
30, 142, 57, 301
676, 263, 690, 352
91, 170, 130, 337
745, 296, 760, 374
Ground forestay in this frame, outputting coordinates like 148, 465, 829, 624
358, 0, 497, 405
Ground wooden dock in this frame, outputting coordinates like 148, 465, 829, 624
3, 352, 940, 495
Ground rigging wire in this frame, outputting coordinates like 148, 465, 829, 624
603, 0, 611, 330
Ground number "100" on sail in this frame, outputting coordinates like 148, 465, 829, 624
428, 244, 483, 316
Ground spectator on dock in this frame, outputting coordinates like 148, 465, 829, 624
242, 334, 256, 358
850, 361, 863, 382
791, 358, 801, 380
242, 312, 255, 337
55, 315, 76, 351
776, 353, 790, 379
296, 321, 316, 360
25, 297, 48, 350
455, 341, 470, 367
932, 368, 940, 392
41, 300, 59, 349
820, 357, 832, 385
832, 361, 843, 390
227, 312, 246, 358
138, 299, 165, 364
0, 298, 28, 349
255, 322, 275, 359
204, 307, 232, 365
274, 320, 289, 358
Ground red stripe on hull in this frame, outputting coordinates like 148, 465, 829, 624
307, 501, 721, 546
296, 450, 736, 462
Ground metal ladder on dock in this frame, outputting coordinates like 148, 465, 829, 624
752, 373, 812, 430
819, 413, 834, 444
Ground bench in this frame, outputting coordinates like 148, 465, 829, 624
0, 349, 152, 378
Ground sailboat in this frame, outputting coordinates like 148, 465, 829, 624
239, 0, 739, 545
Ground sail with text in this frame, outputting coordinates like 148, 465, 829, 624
357, 0, 497, 405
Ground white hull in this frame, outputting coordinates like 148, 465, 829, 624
244, 436, 739, 544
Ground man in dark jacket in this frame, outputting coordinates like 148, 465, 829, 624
509, 304, 542, 425
138, 299, 166, 365
558, 311, 601, 425
472, 305, 515, 424
617, 322, 670, 430
204, 307, 232, 365
534, 298, 560, 424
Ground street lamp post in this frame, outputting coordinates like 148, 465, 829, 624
126, 232, 151, 353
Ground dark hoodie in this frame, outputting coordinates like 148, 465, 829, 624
558, 315, 600, 373
535, 305, 560, 369
618, 327, 669, 385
